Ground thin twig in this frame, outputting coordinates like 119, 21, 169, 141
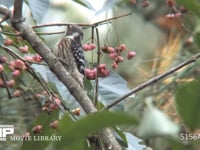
35, 31, 65, 35
104, 52, 200, 110
171, 6, 192, 34
32, 23, 91, 28
32, 11, 133, 30
91, 26, 95, 64
94, 27, 101, 106
92, 11, 133, 27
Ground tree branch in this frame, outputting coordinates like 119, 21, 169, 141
12, 0, 25, 23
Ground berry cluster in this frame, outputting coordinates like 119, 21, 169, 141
102, 44, 136, 70
27, 119, 59, 135
0, 58, 25, 88
40, 95, 61, 113
30, 119, 59, 135
3, 38, 42, 63
82, 42, 110, 80
0, 38, 43, 97
82, 42, 136, 80
165, 0, 187, 20
85, 64, 110, 80
82, 43, 96, 51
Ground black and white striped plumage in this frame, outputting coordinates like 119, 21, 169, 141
70, 38, 85, 75
56, 25, 85, 87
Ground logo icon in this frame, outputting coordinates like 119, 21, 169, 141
0, 125, 14, 141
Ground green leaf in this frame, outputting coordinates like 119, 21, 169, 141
176, 81, 200, 130
21, 111, 59, 150
56, 111, 138, 149
176, 0, 200, 16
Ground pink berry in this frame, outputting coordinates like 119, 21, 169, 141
82, 44, 89, 51
6, 79, 15, 87
91, 68, 97, 75
15, 59, 26, 70
13, 90, 21, 97
103, 69, 110, 76
84, 68, 91, 74
130, 0, 137, 5
22, 132, 30, 140
32, 125, 43, 134
24, 56, 34, 62
54, 98, 61, 105
102, 46, 115, 53
12, 69, 21, 77
99, 68, 110, 77
109, 52, 117, 60
33, 54, 42, 62
3, 38, 13, 46
185, 36, 193, 44
9, 60, 15, 70
0, 56, 8, 63
112, 62, 119, 69
127, 51, 136, 59
166, 0, 176, 7
89, 43, 96, 50
142, 0, 150, 8
175, 12, 182, 18
98, 64, 106, 69
50, 120, 59, 129
19, 45, 29, 53
107, 47, 115, 53
166, 13, 175, 19
85, 68, 96, 80
119, 44, 127, 51
115, 55, 124, 63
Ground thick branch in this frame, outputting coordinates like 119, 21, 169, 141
12, 0, 25, 23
